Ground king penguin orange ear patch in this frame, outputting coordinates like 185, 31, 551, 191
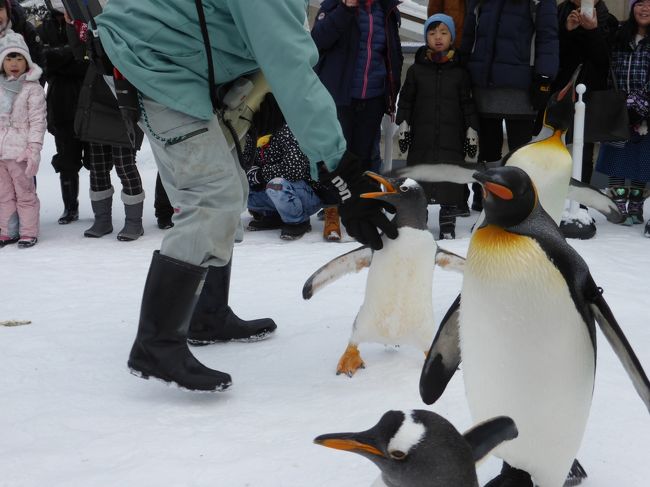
484, 182, 514, 200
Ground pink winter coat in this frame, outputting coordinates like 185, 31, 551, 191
0, 65, 46, 161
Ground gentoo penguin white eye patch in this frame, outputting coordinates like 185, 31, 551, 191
387, 411, 426, 456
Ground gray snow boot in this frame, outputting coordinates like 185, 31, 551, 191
84, 187, 114, 238
117, 191, 145, 241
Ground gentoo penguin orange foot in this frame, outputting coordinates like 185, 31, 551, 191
336, 344, 365, 377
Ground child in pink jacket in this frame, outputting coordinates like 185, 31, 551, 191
0, 31, 46, 248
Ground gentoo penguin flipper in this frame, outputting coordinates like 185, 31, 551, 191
394, 162, 488, 185
589, 292, 650, 411
567, 178, 626, 223
420, 295, 462, 405
435, 247, 466, 273
302, 246, 373, 300
462, 416, 519, 462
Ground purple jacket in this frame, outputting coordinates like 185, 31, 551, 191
312, 0, 403, 114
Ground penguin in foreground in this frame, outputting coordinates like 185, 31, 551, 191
420, 166, 650, 486
395, 71, 625, 226
303, 173, 465, 377
314, 409, 518, 487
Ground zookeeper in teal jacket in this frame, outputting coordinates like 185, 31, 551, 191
96, 0, 398, 393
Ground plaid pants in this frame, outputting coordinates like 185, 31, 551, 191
87, 143, 143, 196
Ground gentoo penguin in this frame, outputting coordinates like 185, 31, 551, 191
314, 409, 518, 487
395, 73, 625, 225
419, 166, 650, 486
303, 173, 465, 377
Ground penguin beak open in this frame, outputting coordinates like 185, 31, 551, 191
473, 171, 514, 201
359, 172, 398, 199
314, 432, 385, 457
556, 64, 582, 103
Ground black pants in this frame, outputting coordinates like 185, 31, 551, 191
337, 96, 385, 172
51, 133, 84, 178
478, 117, 536, 163
154, 173, 174, 220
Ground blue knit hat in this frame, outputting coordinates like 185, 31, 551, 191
423, 13, 456, 44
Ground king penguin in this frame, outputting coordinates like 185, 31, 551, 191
395, 71, 625, 225
314, 409, 518, 487
302, 173, 465, 377
419, 166, 650, 487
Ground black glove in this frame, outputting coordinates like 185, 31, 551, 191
530, 75, 552, 111
322, 151, 398, 250
247, 165, 265, 191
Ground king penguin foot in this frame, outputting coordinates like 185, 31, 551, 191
336, 344, 365, 377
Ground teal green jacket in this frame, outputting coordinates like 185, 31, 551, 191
97, 0, 346, 175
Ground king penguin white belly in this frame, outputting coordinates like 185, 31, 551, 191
460, 227, 595, 487
352, 227, 437, 351
506, 132, 572, 224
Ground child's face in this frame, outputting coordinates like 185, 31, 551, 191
3, 54, 27, 78
427, 24, 452, 53
634, 0, 650, 31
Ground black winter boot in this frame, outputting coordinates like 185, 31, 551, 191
84, 187, 114, 237
188, 260, 277, 345
58, 174, 79, 224
128, 251, 232, 392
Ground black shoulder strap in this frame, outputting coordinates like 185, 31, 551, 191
195, 0, 220, 113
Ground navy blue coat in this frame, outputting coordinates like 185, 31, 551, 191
311, 0, 403, 114
461, 0, 559, 90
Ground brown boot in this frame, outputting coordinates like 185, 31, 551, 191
323, 207, 341, 241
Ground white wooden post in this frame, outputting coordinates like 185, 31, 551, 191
569, 84, 587, 215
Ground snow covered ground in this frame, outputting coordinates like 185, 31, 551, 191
1, 133, 649, 487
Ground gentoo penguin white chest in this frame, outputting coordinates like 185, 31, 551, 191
354, 227, 437, 348
460, 226, 594, 487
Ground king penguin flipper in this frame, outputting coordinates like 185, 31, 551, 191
420, 294, 462, 405
302, 246, 373, 300
394, 162, 488, 185
434, 247, 465, 273
589, 292, 650, 412
567, 178, 626, 223
463, 416, 519, 462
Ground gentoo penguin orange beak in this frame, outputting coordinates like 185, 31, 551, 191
314, 432, 385, 457
359, 172, 398, 199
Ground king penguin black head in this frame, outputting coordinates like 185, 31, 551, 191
543, 64, 582, 132
473, 166, 537, 228
314, 410, 482, 487
361, 172, 429, 230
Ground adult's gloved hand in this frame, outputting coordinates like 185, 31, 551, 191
20, 142, 42, 178
246, 165, 265, 191
464, 127, 479, 162
397, 121, 412, 155
322, 151, 398, 250
530, 74, 552, 111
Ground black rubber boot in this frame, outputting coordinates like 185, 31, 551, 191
188, 260, 277, 345
58, 173, 79, 224
127, 251, 232, 392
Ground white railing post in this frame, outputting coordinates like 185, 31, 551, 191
569, 84, 587, 215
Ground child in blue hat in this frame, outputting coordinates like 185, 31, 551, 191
396, 13, 479, 239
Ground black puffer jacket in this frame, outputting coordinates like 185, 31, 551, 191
37, 11, 88, 136
396, 47, 478, 164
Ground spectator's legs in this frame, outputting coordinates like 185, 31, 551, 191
112, 146, 144, 241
